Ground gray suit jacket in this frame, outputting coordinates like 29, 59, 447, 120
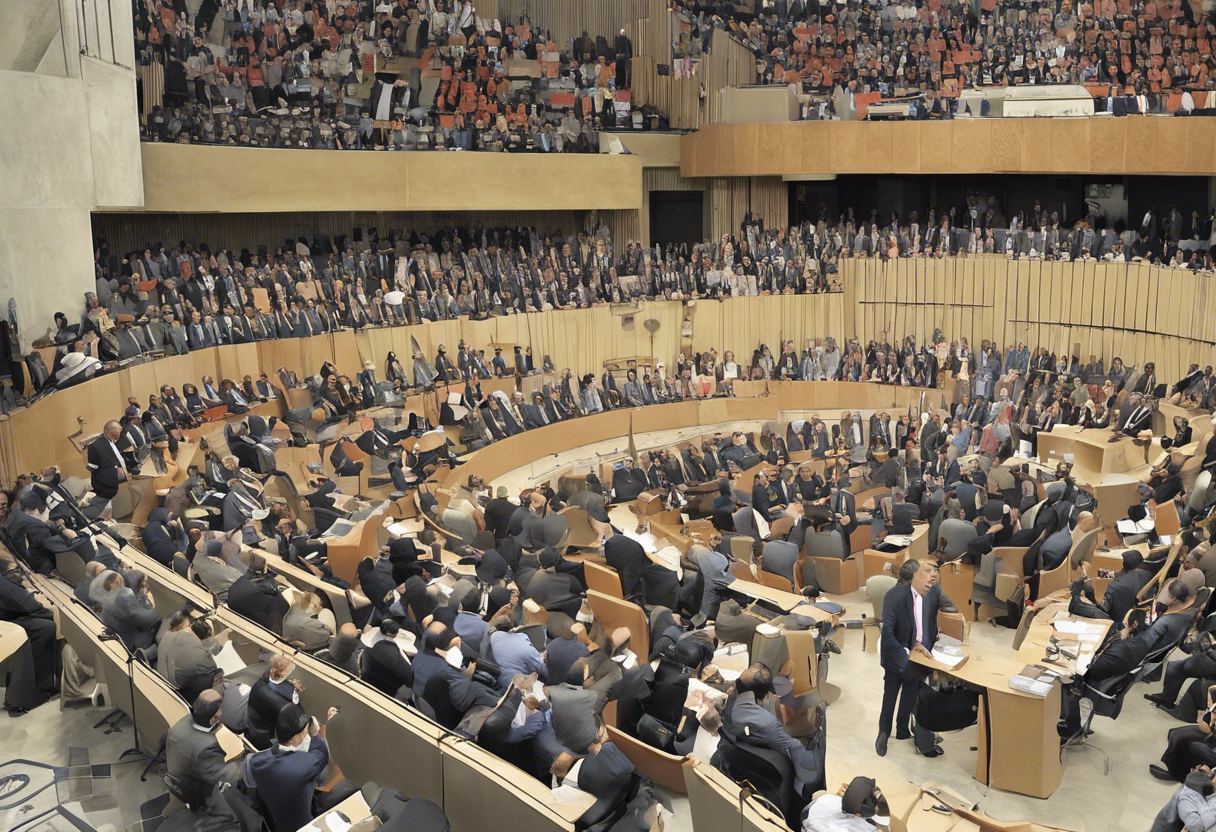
282, 607, 333, 652
548, 683, 600, 753
157, 628, 218, 690
166, 714, 243, 788
100, 588, 161, 647
727, 691, 821, 788
194, 555, 241, 602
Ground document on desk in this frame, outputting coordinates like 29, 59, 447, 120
1052, 618, 1107, 636
213, 640, 248, 678
930, 648, 968, 669
884, 535, 913, 548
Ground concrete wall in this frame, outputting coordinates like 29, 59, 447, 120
0, 1, 143, 349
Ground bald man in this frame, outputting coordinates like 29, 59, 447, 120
166, 690, 262, 829
86, 420, 128, 515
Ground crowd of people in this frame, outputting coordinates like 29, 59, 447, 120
135, 0, 644, 150
674, 0, 1216, 116
8, 294, 1216, 828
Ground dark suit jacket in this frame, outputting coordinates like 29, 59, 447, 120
247, 735, 330, 832
362, 639, 414, 698
87, 436, 125, 499
1101, 567, 1153, 623
880, 583, 953, 675
246, 674, 297, 749
227, 573, 289, 634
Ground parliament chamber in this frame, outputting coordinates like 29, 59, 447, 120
8, 1, 1216, 831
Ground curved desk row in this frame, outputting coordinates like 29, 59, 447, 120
35, 535, 587, 832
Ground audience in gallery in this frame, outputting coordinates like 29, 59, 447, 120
671, 0, 1216, 115
135, 0, 645, 151
45, 198, 1212, 376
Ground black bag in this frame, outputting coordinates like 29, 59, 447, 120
635, 714, 675, 752
915, 681, 979, 732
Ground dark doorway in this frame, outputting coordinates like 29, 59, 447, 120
650, 191, 704, 249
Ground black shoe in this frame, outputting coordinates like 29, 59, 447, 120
1145, 692, 1175, 708
875, 732, 889, 757
915, 744, 944, 758
1149, 764, 1175, 781
824, 638, 841, 655
895, 729, 912, 741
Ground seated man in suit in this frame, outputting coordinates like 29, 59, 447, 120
5, 490, 105, 575
521, 391, 552, 430
0, 573, 59, 714
723, 664, 825, 797
1064, 579, 1195, 738
166, 689, 261, 829
1109, 392, 1154, 441
247, 703, 354, 832
246, 655, 303, 750
227, 554, 289, 635
361, 618, 415, 699
157, 611, 220, 702
100, 572, 162, 653
872, 488, 920, 542
877, 559, 956, 758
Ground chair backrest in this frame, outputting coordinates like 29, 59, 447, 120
866, 575, 897, 621
584, 560, 624, 600
1069, 527, 1101, 569
56, 550, 88, 586
715, 741, 806, 829
729, 535, 756, 563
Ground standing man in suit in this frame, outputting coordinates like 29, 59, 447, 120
86, 420, 128, 517
877, 559, 956, 758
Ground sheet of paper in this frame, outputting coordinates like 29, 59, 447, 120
930, 649, 967, 668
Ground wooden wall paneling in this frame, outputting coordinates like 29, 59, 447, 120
918, 122, 953, 172
1102, 263, 1118, 328
889, 121, 921, 172
682, 119, 1216, 177
1013, 259, 1030, 322
866, 121, 895, 173
830, 121, 868, 171
950, 119, 991, 172
1079, 260, 1095, 327
1125, 117, 1163, 174
1088, 118, 1128, 173
1050, 119, 1091, 174
1146, 265, 1164, 334
1185, 116, 1216, 171
1156, 118, 1189, 173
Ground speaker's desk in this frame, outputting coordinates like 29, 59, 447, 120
1037, 426, 1150, 475
911, 601, 1111, 798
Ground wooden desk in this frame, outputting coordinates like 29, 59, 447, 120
0, 621, 29, 667
322, 510, 389, 583
911, 602, 1111, 798
1037, 425, 1149, 475
729, 579, 839, 624
861, 524, 929, 581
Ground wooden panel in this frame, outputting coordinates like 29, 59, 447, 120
681, 118, 1216, 177
950, 119, 990, 172
1049, 119, 1090, 174
918, 121, 953, 171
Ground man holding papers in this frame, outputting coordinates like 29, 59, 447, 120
877, 559, 957, 759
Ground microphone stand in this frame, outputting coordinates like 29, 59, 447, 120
62, 489, 129, 549
96, 630, 154, 775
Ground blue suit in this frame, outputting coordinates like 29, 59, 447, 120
247, 735, 329, 832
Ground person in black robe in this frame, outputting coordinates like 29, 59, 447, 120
0, 573, 58, 714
